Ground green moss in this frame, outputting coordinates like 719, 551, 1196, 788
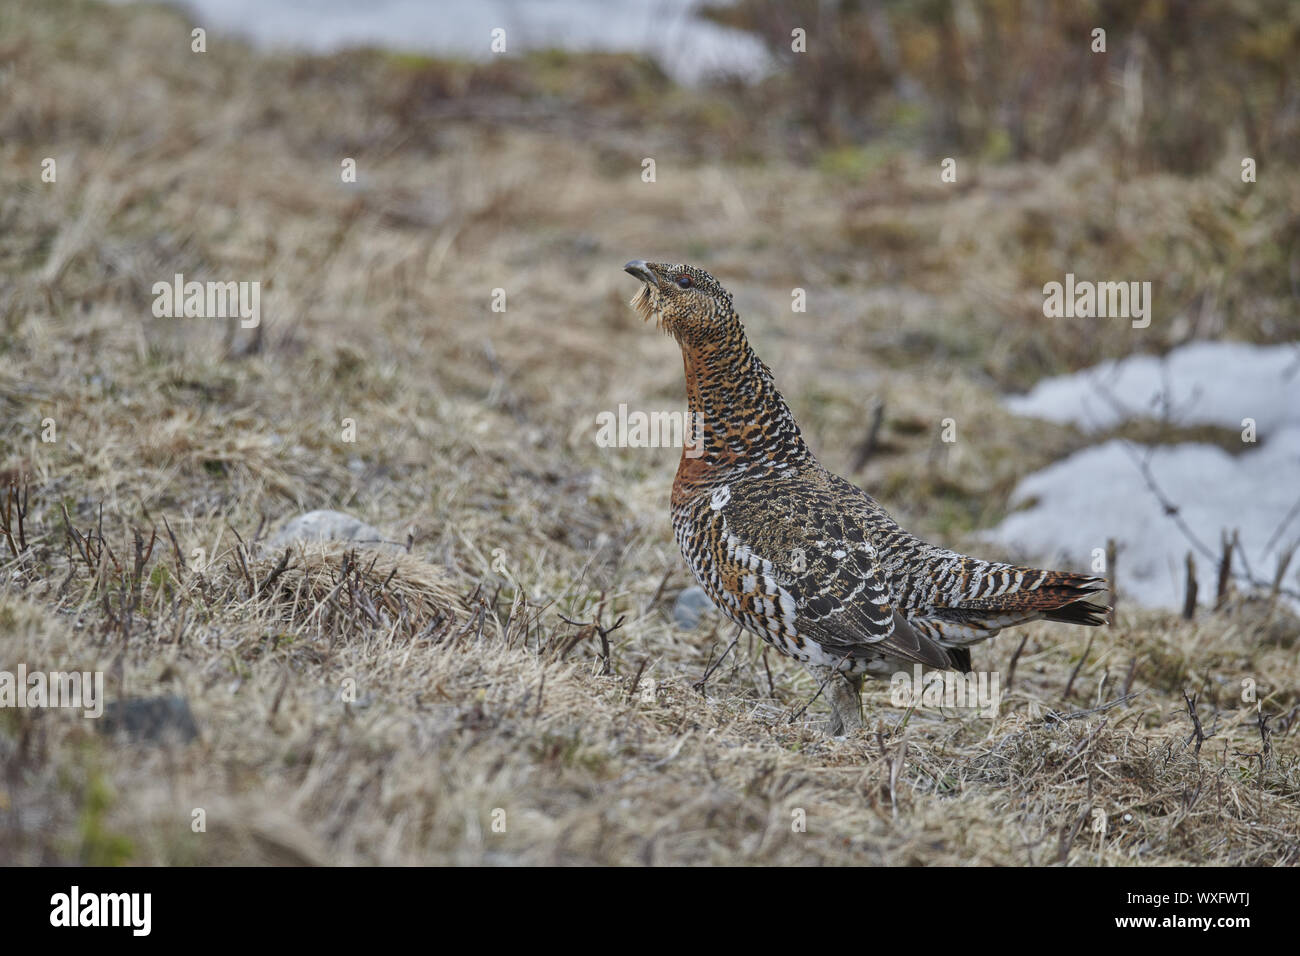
78, 771, 135, 866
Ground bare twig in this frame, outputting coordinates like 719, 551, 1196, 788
558, 600, 625, 676
850, 397, 886, 473
1005, 633, 1029, 692
161, 514, 186, 577
1064, 633, 1095, 700
693, 626, 740, 694
1105, 538, 1119, 620
626, 657, 649, 702
1271, 545, 1296, 604
1262, 491, 1300, 557
1182, 551, 1197, 619
1215, 530, 1236, 609
227, 524, 255, 597
258, 548, 294, 596
0, 476, 30, 557
1182, 690, 1213, 756
1121, 655, 1139, 697
646, 568, 672, 613
1042, 692, 1140, 724
1057, 804, 1090, 864
1256, 710, 1274, 766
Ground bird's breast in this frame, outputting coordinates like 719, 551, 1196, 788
670, 446, 742, 508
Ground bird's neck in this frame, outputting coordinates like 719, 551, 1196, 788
673, 333, 813, 502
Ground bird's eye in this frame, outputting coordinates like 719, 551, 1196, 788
676, 275, 693, 289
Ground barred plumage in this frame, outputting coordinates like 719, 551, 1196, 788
625, 259, 1109, 734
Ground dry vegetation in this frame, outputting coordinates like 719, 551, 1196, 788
1, 0, 1297, 865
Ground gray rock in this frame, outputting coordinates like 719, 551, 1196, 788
268, 509, 395, 550
99, 696, 199, 745
672, 586, 715, 630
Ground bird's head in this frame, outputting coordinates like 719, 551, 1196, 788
624, 260, 737, 347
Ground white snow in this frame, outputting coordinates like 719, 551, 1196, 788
987, 342, 1300, 609
109, 0, 772, 85
1004, 341, 1300, 433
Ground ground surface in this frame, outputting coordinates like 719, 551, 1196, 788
1, 0, 1297, 865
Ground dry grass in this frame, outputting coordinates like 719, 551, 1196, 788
0, 0, 1297, 865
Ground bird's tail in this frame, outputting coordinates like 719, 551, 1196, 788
961, 565, 1110, 625
907, 561, 1109, 655
945, 646, 973, 672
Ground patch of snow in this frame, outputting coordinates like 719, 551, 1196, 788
986, 429, 1300, 610
1004, 341, 1300, 434
110, 0, 772, 85
990, 341, 1300, 609
269, 510, 398, 551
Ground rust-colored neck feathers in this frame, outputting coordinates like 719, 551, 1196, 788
672, 320, 813, 505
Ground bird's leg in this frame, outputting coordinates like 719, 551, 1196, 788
809, 665, 863, 736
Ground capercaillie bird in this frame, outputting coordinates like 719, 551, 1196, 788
624, 259, 1109, 735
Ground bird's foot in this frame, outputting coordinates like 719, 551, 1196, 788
811, 666, 863, 736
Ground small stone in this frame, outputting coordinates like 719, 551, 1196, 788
672, 586, 714, 630
99, 696, 199, 745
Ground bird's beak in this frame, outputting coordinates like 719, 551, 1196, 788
624, 259, 655, 285
625, 260, 662, 325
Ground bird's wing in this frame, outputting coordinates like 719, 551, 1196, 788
821, 474, 1109, 647
709, 477, 952, 670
